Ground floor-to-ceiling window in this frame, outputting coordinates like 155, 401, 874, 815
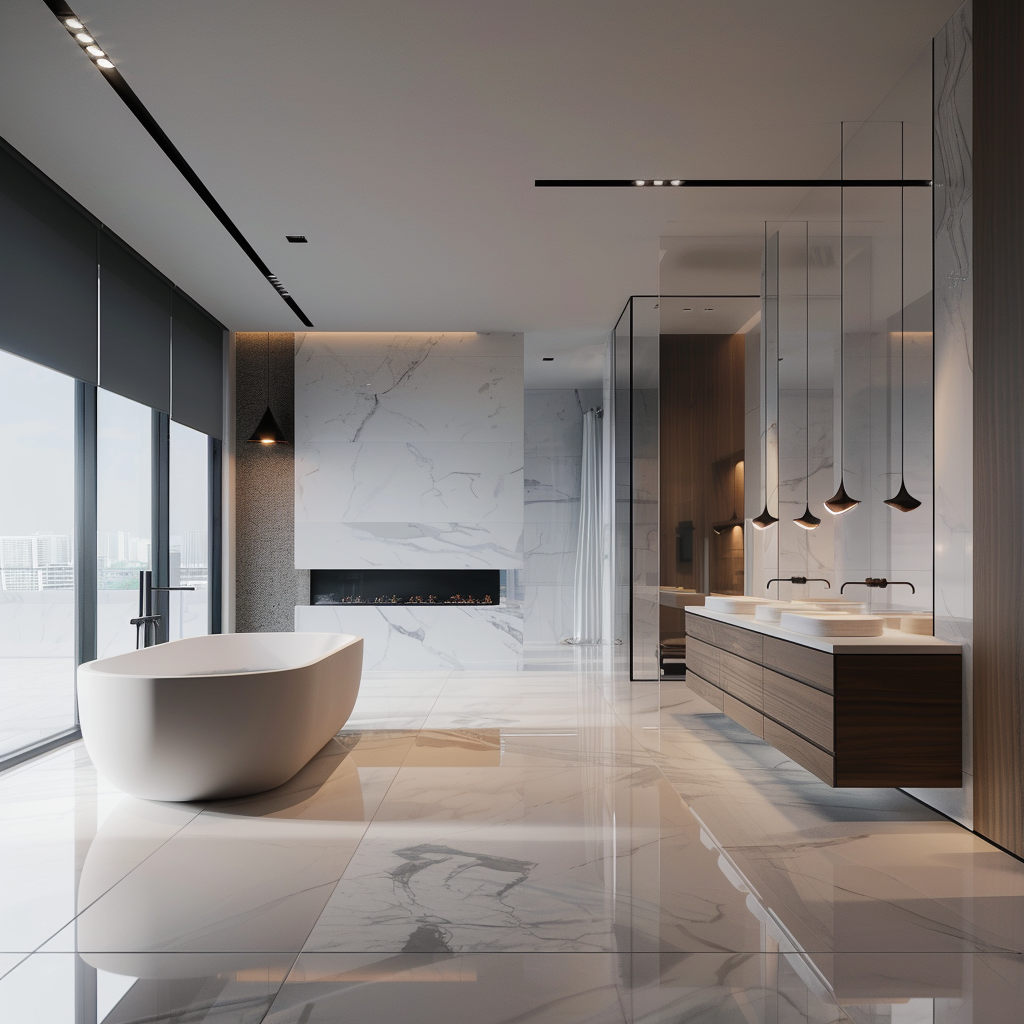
96, 390, 153, 660
169, 421, 210, 638
0, 351, 77, 759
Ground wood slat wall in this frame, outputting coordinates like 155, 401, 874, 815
974, 0, 1024, 856
659, 334, 746, 629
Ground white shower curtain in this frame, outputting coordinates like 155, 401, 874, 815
572, 408, 603, 643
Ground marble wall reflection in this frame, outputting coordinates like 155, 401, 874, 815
522, 389, 601, 645
294, 333, 524, 570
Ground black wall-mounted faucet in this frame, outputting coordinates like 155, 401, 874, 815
766, 576, 831, 591
839, 577, 916, 595
130, 569, 196, 648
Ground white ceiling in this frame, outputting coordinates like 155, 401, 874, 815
0, 0, 959, 333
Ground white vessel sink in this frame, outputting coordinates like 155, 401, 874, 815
779, 612, 885, 637
705, 595, 771, 615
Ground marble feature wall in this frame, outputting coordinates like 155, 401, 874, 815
294, 333, 524, 569
235, 333, 310, 632
296, 604, 521, 670
522, 389, 602, 645
907, 1, 973, 825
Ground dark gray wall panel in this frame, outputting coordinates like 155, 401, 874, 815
99, 232, 171, 412
171, 292, 224, 439
0, 144, 98, 382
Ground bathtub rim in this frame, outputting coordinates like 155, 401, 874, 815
78, 631, 361, 680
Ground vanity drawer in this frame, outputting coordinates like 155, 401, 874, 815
687, 616, 764, 663
763, 636, 834, 693
724, 693, 764, 738
763, 718, 835, 785
686, 670, 724, 710
686, 636, 720, 685
685, 614, 717, 645
719, 649, 763, 710
763, 669, 834, 752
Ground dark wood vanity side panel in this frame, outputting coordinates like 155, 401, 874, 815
762, 637, 834, 693
833, 654, 963, 787
686, 669, 725, 710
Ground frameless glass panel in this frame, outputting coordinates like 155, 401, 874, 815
0, 350, 76, 757
611, 304, 632, 659
631, 297, 660, 680
169, 421, 209, 639
97, 390, 152, 659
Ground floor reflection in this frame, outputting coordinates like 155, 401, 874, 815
1, 667, 1023, 1021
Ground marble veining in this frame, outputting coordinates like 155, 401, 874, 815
294, 332, 524, 572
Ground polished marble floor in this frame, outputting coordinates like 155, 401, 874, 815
1, 652, 1022, 1022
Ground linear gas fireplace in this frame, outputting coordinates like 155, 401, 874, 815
310, 569, 500, 607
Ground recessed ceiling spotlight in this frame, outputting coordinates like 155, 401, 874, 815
652, 180, 664, 186
542, 357, 554, 361
634, 180, 646, 186
65, 17, 84, 29
670, 179, 682, 186
96, 58, 114, 69
286, 235, 308, 243
85, 45, 105, 57
75, 32, 94, 43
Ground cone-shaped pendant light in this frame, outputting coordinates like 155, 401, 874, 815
753, 222, 779, 530
247, 332, 290, 445
794, 222, 821, 531
885, 123, 921, 513
825, 123, 860, 515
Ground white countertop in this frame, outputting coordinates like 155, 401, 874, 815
686, 604, 961, 655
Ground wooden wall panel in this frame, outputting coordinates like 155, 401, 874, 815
974, 0, 1024, 855
659, 333, 746, 646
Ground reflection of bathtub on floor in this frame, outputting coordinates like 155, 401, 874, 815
75, 745, 367, 980
78, 632, 363, 801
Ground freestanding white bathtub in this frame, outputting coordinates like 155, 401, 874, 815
77, 632, 363, 801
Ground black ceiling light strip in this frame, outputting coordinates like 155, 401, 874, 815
535, 178, 932, 188
41, 0, 313, 327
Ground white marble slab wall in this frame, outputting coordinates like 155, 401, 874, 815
296, 604, 521, 671
906, 0, 973, 825
523, 388, 602, 645
294, 333, 524, 569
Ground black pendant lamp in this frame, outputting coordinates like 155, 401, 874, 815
247, 332, 289, 445
825, 123, 860, 515
794, 222, 821, 531
885, 123, 921, 513
753, 223, 779, 530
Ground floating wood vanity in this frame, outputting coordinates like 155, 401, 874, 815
684, 606, 962, 788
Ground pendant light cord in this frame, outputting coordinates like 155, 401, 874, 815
764, 221, 770, 510
899, 121, 905, 478
839, 122, 845, 482
806, 220, 810, 506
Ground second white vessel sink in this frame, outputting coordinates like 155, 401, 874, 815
780, 612, 885, 637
